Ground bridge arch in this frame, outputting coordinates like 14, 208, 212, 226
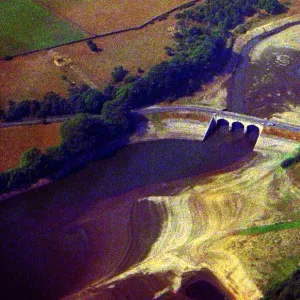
245, 124, 260, 145
246, 124, 260, 135
217, 119, 229, 128
231, 121, 244, 132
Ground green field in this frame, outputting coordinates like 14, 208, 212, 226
0, 0, 87, 57
235, 221, 300, 235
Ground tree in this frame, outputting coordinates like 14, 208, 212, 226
60, 114, 111, 154
86, 40, 98, 52
6, 100, 31, 121
82, 88, 106, 114
164, 46, 175, 56
124, 75, 138, 84
111, 66, 127, 82
103, 83, 116, 98
29, 100, 40, 117
20, 147, 42, 168
101, 87, 131, 134
45, 146, 66, 163
259, 0, 283, 14
38, 92, 68, 117
0, 172, 10, 193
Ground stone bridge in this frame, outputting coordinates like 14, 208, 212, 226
203, 115, 263, 147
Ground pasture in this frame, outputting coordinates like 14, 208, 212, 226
0, 13, 176, 109
0, 0, 86, 57
38, 0, 190, 34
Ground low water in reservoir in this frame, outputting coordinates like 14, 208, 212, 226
186, 280, 227, 300
0, 128, 256, 299
245, 47, 300, 118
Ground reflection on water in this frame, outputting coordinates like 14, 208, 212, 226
245, 47, 300, 118
0, 129, 256, 299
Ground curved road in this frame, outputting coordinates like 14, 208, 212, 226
137, 105, 300, 133
1, 103, 300, 136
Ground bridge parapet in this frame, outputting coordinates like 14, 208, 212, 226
203, 115, 263, 148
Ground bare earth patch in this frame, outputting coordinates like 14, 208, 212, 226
0, 123, 60, 171
250, 25, 300, 62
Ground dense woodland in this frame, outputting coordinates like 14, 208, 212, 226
0, 0, 284, 194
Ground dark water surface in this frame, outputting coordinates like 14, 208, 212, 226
186, 280, 227, 300
0, 129, 255, 299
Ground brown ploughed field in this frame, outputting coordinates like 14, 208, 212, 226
0, 123, 60, 171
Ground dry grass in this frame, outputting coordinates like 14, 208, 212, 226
59, 17, 176, 88
250, 24, 300, 62
271, 104, 300, 126
159, 111, 211, 122
0, 123, 60, 171
39, 0, 189, 34
0, 52, 72, 109
0, 13, 177, 109
263, 126, 300, 141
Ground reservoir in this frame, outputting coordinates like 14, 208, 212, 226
0, 127, 256, 299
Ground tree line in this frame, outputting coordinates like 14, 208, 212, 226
175, 0, 284, 30
0, 109, 134, 194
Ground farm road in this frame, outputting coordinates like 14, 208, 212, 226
70, 65, 99, 89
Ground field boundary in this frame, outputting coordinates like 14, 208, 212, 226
0, 0, 201, 61
33, 0, 94, 35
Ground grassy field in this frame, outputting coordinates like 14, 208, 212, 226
0, 0, 86, 57
0, 123, 60, 171
0, 13, 176, 109
235, 221, 300, 235
39, 0, 189, 34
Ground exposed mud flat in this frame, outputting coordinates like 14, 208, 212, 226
0, 127, 256, 299
243, 25, 300, 121
70, 143, 300, 300
1, 120, 299, 300
250, 25, 300, 62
